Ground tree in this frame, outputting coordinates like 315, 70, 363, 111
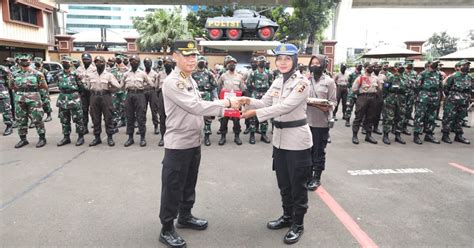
133, 7, 191, 53
426, 31, 459, 58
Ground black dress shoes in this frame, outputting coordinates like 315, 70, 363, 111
284, 224, 304, 244
159, 228, 186, 248
176, 215, 208, 230
267, 215, 292, 230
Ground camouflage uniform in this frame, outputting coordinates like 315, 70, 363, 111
413, 65, 442, 143
0, 65, 14, 134
192, 64, 218, 139
56, 67, 86, 137
246, 67, 273, 143
441, 60, 471, 144
11, 56, 48, 147
404, 67, 417, 125
112, 63, 129, 127
382, 68, 408, 144
343, 68, 361, 125
34, 61, 53, 119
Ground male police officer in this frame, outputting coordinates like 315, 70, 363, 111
143, 57, 160, 135
158, 40, 240, 248
75, 53, 96, 134
333, 63, 349, 120
157, 56, 174, 146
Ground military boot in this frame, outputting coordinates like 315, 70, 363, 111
57, 135, 71, 146
84, 127, 89, 134
441, 133, 452, 144
12, 121, 18, 128
89, 134, 102, 146
267, 209, 292, 230
365, 132, 378, 144
44, 112, 52, 122
158, 135, 164, 147
402, 127, 411, 135
261, 132, 271, 143
373, 127, 382, 135
204, 134, 211, 146
361, 128, 367, 135
395, 132, 406, 144
345, 119, 351, 127
218, 133, 226, 146
284, 224, 304, 244
29, 122, 35, 129
243, 126, 250, 135
424, 134, 440, 144
413, 133, 422, 145
307, 170, 322, 191
107, 134, 115, 146
76, 134, 85, 146
454, 134, 470, 144
14, 135, 29, 148
154, 124, 159, 135
124, 134, 134, 147
249, 132, 256, 144
382, 132, 391, 145
36, 134, 47, 148
352, 132, 359, 144
3, 124, 13, 136
140, 134, 146, 147
234, 133, 242, 145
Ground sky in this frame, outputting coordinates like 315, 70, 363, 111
330, 2, 474, 62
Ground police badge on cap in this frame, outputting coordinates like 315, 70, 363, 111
173, 40, 200, 56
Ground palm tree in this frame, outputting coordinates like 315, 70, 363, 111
133, 7, 191, 53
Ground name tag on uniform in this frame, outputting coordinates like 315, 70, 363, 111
271, 90, 280, 97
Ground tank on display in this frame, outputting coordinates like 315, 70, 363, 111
205, 9, 279, 41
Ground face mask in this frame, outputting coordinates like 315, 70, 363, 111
460, 66, 469, 73
34, 63, 41, 68
251, 63, 257, 70
356, 65, 362, 71
198, 62, 205, 69
144, 62, 152, 70
374, 68, 381, 75
73, 62, 80, 68
397, 68, 405, 74
164, 64, 173, 74
258, 61, 265, 68
20, 61, 30, 67
341, 66, 346, 73
430, 63, 438, 70
116, 59, 122, 64
62, 63, 71, 70
83, 60, 91, 67
407, 65, 413, 70
310, 65, 323, 75
157, 61, 163, 66
6, 62, 14, 68
96, 64, 105, 72
123, 60, 129, 66
227, 64, 236, 71
366, 67, 374, 74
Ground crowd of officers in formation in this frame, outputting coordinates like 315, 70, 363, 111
0, 53, 472, 149
331, 59, 472, 145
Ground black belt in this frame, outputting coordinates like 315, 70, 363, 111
128, 89, 144, 94
91, 90, 110, 96
60, 89, 79, 94
273, 119, 307, 129
17, 88, 38, 93
337, 84, 348, 87
389, 91, 406, 95
359, 93, 377, 96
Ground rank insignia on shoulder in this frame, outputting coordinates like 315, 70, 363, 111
176, 81, 185, 89
179, 72, 187, 79
291, 73, 297, 79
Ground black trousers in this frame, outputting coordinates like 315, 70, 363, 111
352, 94, 377, 134
272, 147, 312, 224
157, 90, 166, 136
80, 90, 91, 128
144, 89, 159, 126
90, 93, 114, 135
160, 147, 201, 225
373, 92, 384, 130
8, 89, 15, 119
310, 127, 329, 172
219, 117, 241, 134
333, 85, 348, 118
125, 92, 147, 135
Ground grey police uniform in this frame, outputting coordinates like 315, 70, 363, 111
159, 67, 226, 226
247, 70, 313, 224
121, 69, 150, 136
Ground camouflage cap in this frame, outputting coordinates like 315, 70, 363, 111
94, 56, 105, 62
458, 59, 470, 66
33, 57, 43, 63
197, 55, 206, 62
115, 53, 127, 59
15, 53, 32, 60
228, 56, 237, 63
394, 62, 404, 68
72, 58, 80, 63
60, 56, 73, 63
257, 55, 267, 62
172, 40, 200, 56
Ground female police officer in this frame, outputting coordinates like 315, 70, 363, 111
306, 55, 337, 191
240, 43, 312, 245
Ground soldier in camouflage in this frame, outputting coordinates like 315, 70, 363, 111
246, 55, 272, 144
243, 56, 258, 134
4, 57, 17, 127
382, 63, 408, 145
441, 60, 471, 144
11, 54, 48, 148
33, 57, 53, 122
413, 60, 442, 144
56, 56, 86, 146
0, 65, 14, 135
343, 63, 362, 127
402, 61, 417, 135
112, 54, 129, 129
192, 55, 218, 146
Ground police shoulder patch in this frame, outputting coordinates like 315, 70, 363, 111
176, 81, 186, 90
296, 82, 307, 93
